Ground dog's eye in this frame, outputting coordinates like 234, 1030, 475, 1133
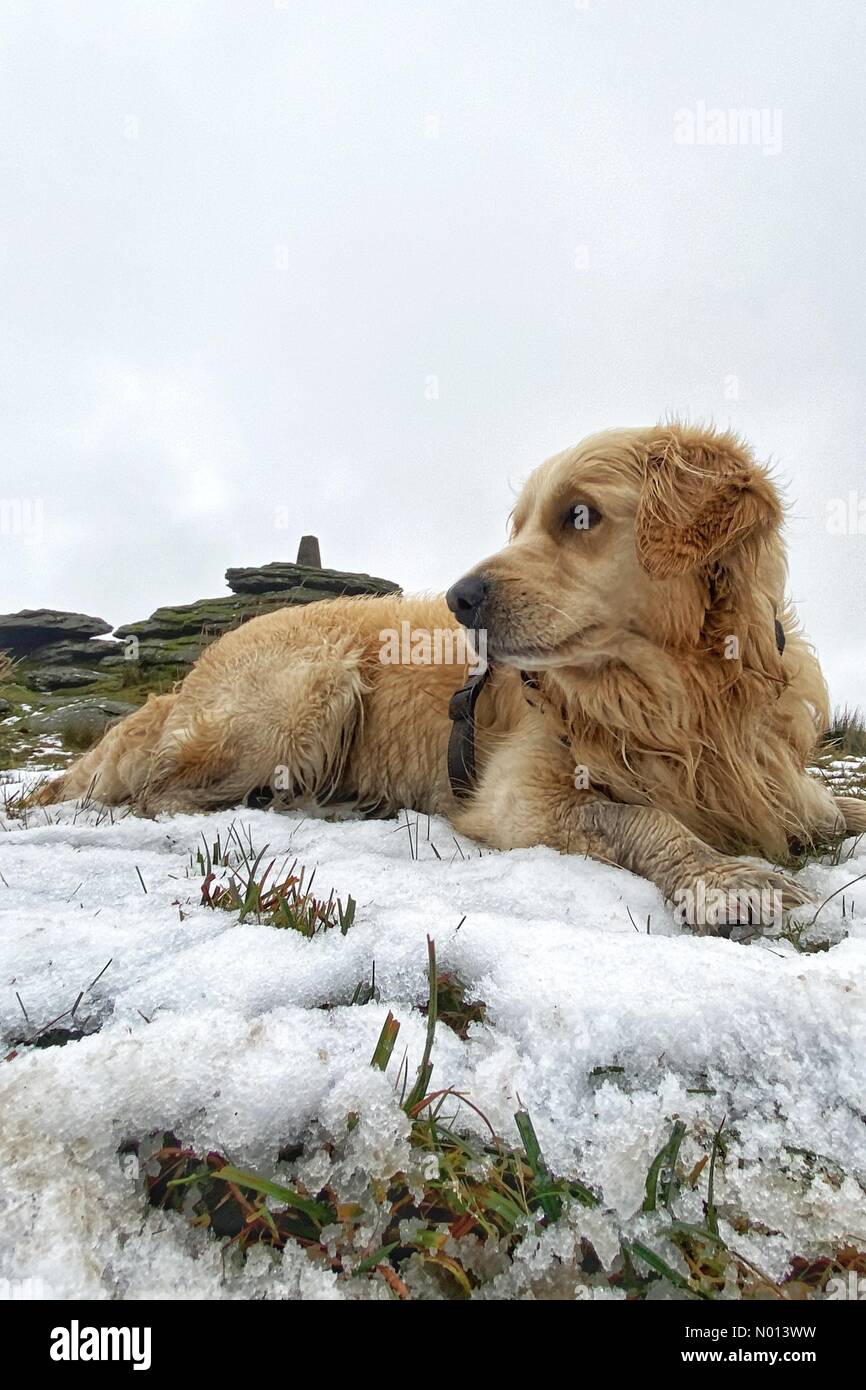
568, 502, 603, 532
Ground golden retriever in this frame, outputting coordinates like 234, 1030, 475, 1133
37, 423, 865, 936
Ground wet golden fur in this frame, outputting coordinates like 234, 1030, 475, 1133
37, 423, 865, 932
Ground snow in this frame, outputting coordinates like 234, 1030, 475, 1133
1, 766, 866, 1300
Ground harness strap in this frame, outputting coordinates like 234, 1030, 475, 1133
447, 666, 492, 798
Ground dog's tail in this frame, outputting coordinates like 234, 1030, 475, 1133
29, 692, 177, 807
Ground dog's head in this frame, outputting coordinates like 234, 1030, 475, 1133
446, 424, 785, 669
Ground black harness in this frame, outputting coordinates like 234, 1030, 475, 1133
447, 666, 492, 798
447, 667, 543, 798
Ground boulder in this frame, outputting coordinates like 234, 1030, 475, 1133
0, 609, 112, 656
24, 638, 120, 666
224, 561, 400, 598
24, 699, 138, 745
100, 637, 202, 669
27, 666, 111, 692
115, 594, 277, 642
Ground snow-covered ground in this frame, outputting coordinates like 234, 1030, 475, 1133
1, 766, 865, 1300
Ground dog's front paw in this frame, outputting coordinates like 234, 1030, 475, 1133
670, 861, 813, 943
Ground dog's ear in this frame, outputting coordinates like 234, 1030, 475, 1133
635, 428, 782, 578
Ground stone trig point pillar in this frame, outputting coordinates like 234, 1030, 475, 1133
296, 535, 321, 568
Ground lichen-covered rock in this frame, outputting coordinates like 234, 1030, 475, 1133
112, 586, 355, 646
101, 637, 203, 669
24, 638, 120, 666
24, 699, 139, 744
224, 562, 400, 598
27, 666, 111, 692
0, 609, 112, 655
113, 592, 286, 642
5, 555, 403, 711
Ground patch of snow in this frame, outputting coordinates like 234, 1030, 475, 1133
1, 769, 865, 1299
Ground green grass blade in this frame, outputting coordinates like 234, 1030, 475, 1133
370, 1011, 400, 1071
209, 1165, 332, 1225
352, 1242, 399, 1275
626, 1239, 707, 1299
643, 1119, 686, 1213
404, 936, 437, 1112
706, 1115, 726, 1237
514, 1109, 562, 1223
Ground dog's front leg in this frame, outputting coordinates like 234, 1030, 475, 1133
452, 729, 811, 938
573, 800, 812, 938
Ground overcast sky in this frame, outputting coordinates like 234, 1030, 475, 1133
1, 0, 864, 705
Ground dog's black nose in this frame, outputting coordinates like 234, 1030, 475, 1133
446, 574, 488, 628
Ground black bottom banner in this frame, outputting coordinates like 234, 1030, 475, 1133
0, 1293, 857, 1375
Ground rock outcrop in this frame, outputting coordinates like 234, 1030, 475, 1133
24, 699, 140, 745
1, 542, 401, 682
28, 666, 113, 692
225, 560, 398, 598
0, 538, 402, 765
22, 639, 120, 667
114, 553, 400, 669
0, 609, 112, 655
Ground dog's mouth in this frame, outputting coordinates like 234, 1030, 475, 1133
488, 626, 602, 668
